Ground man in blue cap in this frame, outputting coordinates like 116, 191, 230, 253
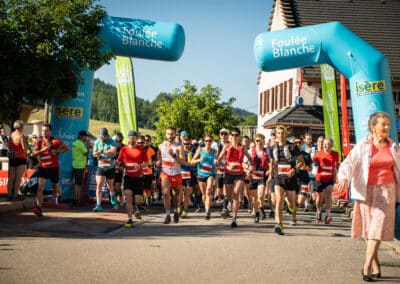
92, 128, 117, 212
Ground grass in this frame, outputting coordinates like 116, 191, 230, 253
26, 108, 155, 137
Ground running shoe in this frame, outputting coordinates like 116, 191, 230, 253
124, 219, 133, 228
325, 216, 332, 224
113, 204, 120, 210
316, 211, 322, 221
173, 212, 180, 223
274, 224, 284, 235
230, 219, 238, 228
221, 209, 229, 219
33, 207, 43, 217
181, 210, 188, 219
205, 212, 211, 220
289, 220, 297, 226
260, 207, 266, 220
55, 196, 62, 205
134, 211, 142, 220
110, 193, 117, 205
93, 205, 103, 212
164, 214, 171, 224
269, 211, 275, 219
177, 205, 182, 215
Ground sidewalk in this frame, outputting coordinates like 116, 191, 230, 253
0, 197, 36, 214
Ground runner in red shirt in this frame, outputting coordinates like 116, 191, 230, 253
312, 138, 339, 224
217, 127, 254, 228
117, 131, 148, 228
32, 123, 69, 216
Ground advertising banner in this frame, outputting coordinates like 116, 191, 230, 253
115, 56, 137, 140
49, 70, 94, 199
340, 75, 351, 156
0, 170, 8, 194
320, 64, 342, 157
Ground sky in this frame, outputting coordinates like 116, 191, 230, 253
95, 0, 272, 113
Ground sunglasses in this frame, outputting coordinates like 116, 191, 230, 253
220, 132, 228, 135
295, 141, 302, 145
137, 142, 144, 145
183, 143, 191, 145
256, 139, 263, 142
204, 140, 212, 143
145, 139, 150, 142
231, 133, 239, 137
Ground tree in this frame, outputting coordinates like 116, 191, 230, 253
155, 81, 236, 143
0, 0, 113, 125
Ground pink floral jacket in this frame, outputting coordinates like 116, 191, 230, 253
338, 136, 400, 202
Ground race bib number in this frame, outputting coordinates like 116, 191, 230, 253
181, 171, 191, 180
252, 170, 264, 180
278, 164, 291, 176
99, 159, 111, 166
200, 164, 213, 174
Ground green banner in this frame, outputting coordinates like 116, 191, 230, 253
320, 64, 342, 158
115, 56, 137, 142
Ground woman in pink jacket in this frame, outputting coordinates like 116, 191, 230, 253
337, 111, 400, 282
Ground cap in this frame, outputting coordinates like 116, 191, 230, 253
99, 128, 109, 138
219, 128, 229, 134
180, 130, 189, 137
128, 130, 138, 137
112, 132, 124, 142
78, 130, 87, 137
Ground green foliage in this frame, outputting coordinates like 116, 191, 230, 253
154, 81, 236, 143
91, 79, 256, 143
0, 0, 113, 124
230, 107, 257, 128
91, 79, 119, 122
92, 79, 158, 128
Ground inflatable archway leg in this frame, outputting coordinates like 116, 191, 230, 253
50, 16, 185, 198
50, 70, 94, 199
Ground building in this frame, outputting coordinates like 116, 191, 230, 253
257, 0, 400, 141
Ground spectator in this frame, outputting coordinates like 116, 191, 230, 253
0, 125, 9, 157
72, 130, 89, 206
7, 120, 28, 200
337, 111, 400, 281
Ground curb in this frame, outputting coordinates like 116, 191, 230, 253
0, 198, 36, 215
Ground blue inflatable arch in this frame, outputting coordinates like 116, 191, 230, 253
254, 21, 396, 142
49, 16, 185, 198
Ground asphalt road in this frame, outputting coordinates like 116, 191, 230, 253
0, 203, 399, 284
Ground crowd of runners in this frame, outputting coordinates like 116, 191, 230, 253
4, 122, 341, 235
87, 124, 340, 234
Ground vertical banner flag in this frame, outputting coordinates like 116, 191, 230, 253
320, 64, 342, 159
340, 75, 351, 157
115, 56, 137, 141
